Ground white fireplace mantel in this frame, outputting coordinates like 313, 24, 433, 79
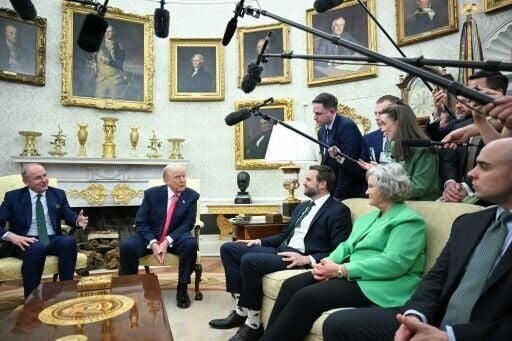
11, 156, 189, 207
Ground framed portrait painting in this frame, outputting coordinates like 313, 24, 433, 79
170, 38, 224, 101
483, 0, 512, 13
396, 0, 458, 46
306, 0, 377, 87
0, 8, 46, 85
61, 2, 153, 112
234, 98, 294, 170
237, 23, 290, 87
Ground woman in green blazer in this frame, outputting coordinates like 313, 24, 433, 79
260, 163, 426, 341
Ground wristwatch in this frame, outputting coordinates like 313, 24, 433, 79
336, 265, 345, 278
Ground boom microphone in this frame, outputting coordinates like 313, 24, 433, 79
9, 0, 37, 20
222, 0, 245, 46
401, 139, 479, 148
225, 97, 275, 126
313, 0, 344, 13
154, 0, 169, 38
240, 31, 271, 93
69, 0, 109, 53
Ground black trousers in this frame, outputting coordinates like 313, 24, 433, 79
323, 307, 401, 341
221, 242, 307, 310
261, 271, 374, 341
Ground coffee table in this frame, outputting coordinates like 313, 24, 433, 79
0, 274, 172, 340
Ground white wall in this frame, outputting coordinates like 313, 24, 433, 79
0, 0, 510, 202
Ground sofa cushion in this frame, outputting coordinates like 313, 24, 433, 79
262, 269, 309, 301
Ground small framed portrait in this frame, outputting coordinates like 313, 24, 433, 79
306, 0, 377, 87
397, 0, 458, 46
234, 98, 294, 170
61, 2, 153, 112
0, 8, 46, 85
170, 38, 224, 101
483, 0, 512, 13
237, 23, 290, 87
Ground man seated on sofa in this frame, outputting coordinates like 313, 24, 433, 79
322, 137, 512, 341
209, 165, 352, 341
0, 163, 88, 298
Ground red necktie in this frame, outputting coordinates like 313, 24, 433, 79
159, 194, 179, 244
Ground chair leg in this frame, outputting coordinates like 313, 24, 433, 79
144, 266, 151, 274
53, 273, 59, 282
194, 263, 203, 301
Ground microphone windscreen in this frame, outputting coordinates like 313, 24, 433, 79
313, 0, 344, 13
241, 75, 258, 94
401, 139, 431, 147
154, 8, 169, 38
222, 17, 238, 46
225, 109, 251, 126
9, 0, 37, 20
77, 13, 108, 53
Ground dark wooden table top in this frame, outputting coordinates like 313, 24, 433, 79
0, 274, 172, 341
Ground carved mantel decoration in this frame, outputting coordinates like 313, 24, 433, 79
111, 184, 144, 205
68, 184, 108, 205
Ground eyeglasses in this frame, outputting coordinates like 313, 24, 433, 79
456, 98, 471, 104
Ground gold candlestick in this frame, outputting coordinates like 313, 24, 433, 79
167, 138, 185, 159
130, 127, 140, 158
19, 131, 42, 156
77, 124, 88, 157
146, 130, 162, 159
101, 117, 118, 158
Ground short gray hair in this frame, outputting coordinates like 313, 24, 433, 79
366, 163, 411, 202
162, 164, 187, 181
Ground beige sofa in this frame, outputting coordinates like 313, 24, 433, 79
260, 198, 484, 340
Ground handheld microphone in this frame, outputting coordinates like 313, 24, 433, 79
71, 0, 109, 53
313, 0, 344, 13
222, 0, 245, 46
240, 31, 272, 94
9, 0, 37, 20
225, 97, 274, 126
401, 139, 479, 148
154, 0, 169, 38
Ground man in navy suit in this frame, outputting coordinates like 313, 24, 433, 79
359, 95, 400, 165
323, 137, 512, 340
119, 164, 199, 308
0, 163, 88, 298
209, 165, 352, 341
314, 93, 365, 200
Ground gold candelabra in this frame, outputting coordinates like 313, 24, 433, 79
146, 130, 162, 159
48, 125, 67, 157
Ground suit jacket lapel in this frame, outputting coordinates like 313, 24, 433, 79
157, 186, 169, 236
21, 188, 32, 231
309, 197, 333, 228
46, 189, 57, 229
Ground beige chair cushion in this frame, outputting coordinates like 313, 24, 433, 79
0, 252, 88, 282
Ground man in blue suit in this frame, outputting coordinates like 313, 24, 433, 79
0, 163, 88, 298
315, 93, 365, 200
119, 164, 199, 308
359, 95, 400, 165
209, 165, 352, 341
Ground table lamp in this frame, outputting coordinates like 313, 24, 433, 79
265, 121, 317, 216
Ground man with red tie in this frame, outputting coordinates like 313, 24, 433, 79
119, 164, 199, 308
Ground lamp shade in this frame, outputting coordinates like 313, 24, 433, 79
264, 121, 318, 162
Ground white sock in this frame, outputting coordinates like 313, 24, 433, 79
245, 309, 260, 329
233, 293, 248, 316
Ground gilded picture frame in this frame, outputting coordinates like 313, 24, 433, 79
170, 38, 224, 101
61, 2, 154, 112
0, 8, 46, 86
483, 0, 512, 13
237, 23, 291, 87
396, 0, 458, 47
234, 98, 294, 170
306, 0, 377, 87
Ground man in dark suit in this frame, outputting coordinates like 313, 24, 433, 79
322, 137, 512, 341
405, 0, 448, 36
0, 163, 88, 298
314, 93, 365, 200
119, 164, 199, 308
180, 53, 215, 93
0, 23, 34, 75
244, 118, 273, 159
209, 165, 352, 341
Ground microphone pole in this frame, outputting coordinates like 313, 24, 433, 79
242, 5, 494, 106
254, 111, 358, 164
264, 53, 512, 72
355, 0, 455, 118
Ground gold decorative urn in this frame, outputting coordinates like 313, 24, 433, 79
101, 117, 118, 158
129, 127, 140, 157
77, 124, 88, 157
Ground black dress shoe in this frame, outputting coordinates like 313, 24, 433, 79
228, 325, 264, 341
209, 310, 247, 329
176, 290, 191, 308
